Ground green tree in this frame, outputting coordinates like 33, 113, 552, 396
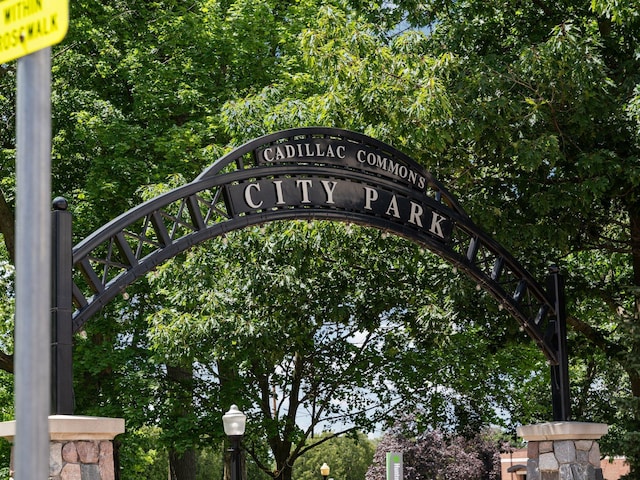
140, 216, 552, 479
143, 221, 427, 479
293, 432, 375, 480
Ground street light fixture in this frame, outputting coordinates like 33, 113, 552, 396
223, 405, 246, 480
320, 462, 330, 480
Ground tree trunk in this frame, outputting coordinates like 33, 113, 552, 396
274, 462, 293, 480
271, 353, 305, 480
167, 363, 197, 480
0, 189, 15, 264
169, 449, 197, 480
632, 205, 640, 397
631, 212, 640, 288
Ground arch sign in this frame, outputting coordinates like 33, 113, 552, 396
51, 127, 570, 420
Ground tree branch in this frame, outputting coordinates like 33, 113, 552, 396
0, 189, 15, 264
567, 314, 623, 363
0, 352, 13, 373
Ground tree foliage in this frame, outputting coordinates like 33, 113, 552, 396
292, 432, 375, 480
144, 219, 529, 479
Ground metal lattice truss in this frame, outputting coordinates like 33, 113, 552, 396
71, 128, 560, 364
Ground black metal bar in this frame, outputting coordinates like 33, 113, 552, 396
115, 231, 138, 267
186, 195, 206, 230
547, 265, 571, 421
466, 237, 479, 262
79, 257, 105, 294
513, 279, 527, 303
150, 211, 172, 247
490, 257, 504, 281
51, 197, 75, 414
230, 438, 241, 480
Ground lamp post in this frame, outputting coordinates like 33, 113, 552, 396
320, 463, 330, 480
223, 405, 246, 480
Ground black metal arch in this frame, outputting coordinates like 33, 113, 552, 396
51, 127, 570, 421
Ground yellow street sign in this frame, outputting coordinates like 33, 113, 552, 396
0, 0, 68, 63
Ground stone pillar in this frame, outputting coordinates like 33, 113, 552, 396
517, 422, 608, 480
0, 415, 125, 480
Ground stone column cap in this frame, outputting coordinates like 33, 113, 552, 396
0, 415, 125, 441
517, 421, 608, 441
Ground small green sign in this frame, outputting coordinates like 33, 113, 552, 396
386, 452, 403, 480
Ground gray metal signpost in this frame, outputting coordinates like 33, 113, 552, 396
15, 47, 52, 480
3, 0, 69, 476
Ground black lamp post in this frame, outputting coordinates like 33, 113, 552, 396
320, 463, 330, 480
223, 405, 246, 480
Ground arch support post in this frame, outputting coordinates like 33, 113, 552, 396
547, 266, 571, 421
518, 422, 608, 480
51, 198, 74, 415
0, 415, 125, 479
